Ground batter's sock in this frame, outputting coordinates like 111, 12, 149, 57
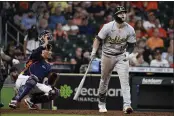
99, 93, 106, 103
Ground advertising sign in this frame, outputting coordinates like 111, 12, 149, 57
131, 76, 174, 111
54, 74, 123, 110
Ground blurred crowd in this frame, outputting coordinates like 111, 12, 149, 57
0, 1, 173, 72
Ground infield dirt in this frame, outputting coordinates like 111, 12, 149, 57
0, 109, 174, 116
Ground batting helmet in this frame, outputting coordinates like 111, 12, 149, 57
38, 30, 53, 44
114, 6, 127, 24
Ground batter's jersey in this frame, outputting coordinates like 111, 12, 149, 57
98, 21, 136, 55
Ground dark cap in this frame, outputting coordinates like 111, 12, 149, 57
154, 48, 162, 55
31, 25, 37, 29
27, 9, 34, 13
148, 12, 154, 16
114, 6, 127, 15
67, 15, 73, 20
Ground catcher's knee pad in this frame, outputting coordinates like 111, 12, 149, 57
14, 75, 38, 102
25, 75, 39, 88
17, 85, 25, 96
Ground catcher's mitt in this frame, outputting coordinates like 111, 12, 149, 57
48, 72, 59, 86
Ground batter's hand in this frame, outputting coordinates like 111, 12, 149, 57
90, 52, 96, 60
124, 52, 130, 61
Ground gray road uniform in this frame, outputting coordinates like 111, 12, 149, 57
97, 20, 136, 107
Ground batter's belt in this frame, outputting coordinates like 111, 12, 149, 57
103, 51, 124, 56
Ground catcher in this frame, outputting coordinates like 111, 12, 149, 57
9, 30, 59, 109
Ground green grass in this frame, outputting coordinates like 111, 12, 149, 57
1, 114, 82, 116
1, 114, 97, 116
1, 86, 15, 109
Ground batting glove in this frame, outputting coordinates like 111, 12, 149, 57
90, 53, 96, 60
124, 52, 130, 61
90, 48, 97, 60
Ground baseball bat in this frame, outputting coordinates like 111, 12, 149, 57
73, 58, 93, 100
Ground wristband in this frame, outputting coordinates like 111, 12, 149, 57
92, 48, 97, 55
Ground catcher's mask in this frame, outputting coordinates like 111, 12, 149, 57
42, 44, 53, 59
38, 30, 53, 45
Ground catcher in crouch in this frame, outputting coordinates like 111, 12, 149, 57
9, 30, 59, 109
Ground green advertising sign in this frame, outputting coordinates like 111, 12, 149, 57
60, 84, 73, 99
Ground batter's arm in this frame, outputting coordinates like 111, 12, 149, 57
91, 37, 101, 56
127, 26, 136, 54
126, 42, 136, 54
91, 23, 108, 58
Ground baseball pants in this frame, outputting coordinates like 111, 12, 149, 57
98, 52, 131, 107
15, 74, 52, 95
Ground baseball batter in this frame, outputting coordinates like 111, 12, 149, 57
90, 6, 136, 114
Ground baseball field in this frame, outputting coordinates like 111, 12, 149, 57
1, 109, 174, 116
1, 81, 174, 116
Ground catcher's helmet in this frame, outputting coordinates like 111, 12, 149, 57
38, 30, 53, 44
114, 6, 127, 24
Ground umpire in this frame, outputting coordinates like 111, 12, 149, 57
0, 46, 20, 107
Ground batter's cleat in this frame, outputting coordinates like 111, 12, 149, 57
98, 102, 107, 113
24, 98, 38, 110
9, 100, 18, 109
123, 106, 133, 114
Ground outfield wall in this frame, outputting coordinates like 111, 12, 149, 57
52, 72, 174, 112
1, 65, 174, 111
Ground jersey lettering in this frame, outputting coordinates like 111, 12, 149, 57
98, 21, 136, 55
106, 36, 128, 44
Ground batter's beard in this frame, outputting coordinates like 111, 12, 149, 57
114, 16, 124, 24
